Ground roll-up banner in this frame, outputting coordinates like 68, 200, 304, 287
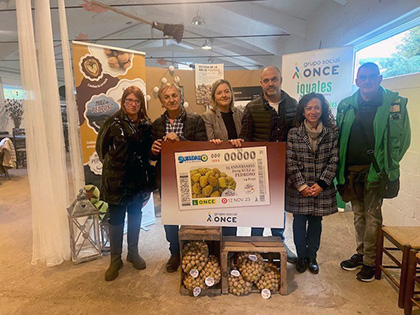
281, 46, 354, 113
72, 42, 156, 227
72, 41, 147, 186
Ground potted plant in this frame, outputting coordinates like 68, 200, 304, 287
4, 99, 23, 129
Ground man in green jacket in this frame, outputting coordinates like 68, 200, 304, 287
336, 62, 410, 282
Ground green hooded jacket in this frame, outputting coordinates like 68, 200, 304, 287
336, 86, 411, 186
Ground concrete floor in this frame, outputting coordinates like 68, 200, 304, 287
0, 169, 413, 315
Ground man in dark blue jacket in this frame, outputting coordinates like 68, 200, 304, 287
151, 83, 207, 272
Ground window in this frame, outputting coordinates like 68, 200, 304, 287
355, 25, 420, 79
178, 63, 194, 70
3, 86, 24, 100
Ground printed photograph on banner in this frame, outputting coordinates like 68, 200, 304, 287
175, 146, 270, 210
88, 45, 134, 77
195, 64, 224, 106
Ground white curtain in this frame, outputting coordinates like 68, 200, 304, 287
16, 0, 70, 266
58, 0, 85, 197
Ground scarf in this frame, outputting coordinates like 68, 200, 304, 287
304, 120, 323, 153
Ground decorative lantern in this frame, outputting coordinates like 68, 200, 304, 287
67, 189, 102, 263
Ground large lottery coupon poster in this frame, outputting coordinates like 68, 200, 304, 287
161, 142, 286, 228
72, 41, 147, 186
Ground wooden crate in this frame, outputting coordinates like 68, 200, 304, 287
221, 236, 287, 295
178, 226, 222, 296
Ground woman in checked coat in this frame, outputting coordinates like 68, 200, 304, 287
286, 92, 338, 275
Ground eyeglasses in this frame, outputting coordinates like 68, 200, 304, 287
125, 98, 141, 105
357, 74, 380, 82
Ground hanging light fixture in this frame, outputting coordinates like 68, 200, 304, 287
202, 39, 212, 50
191, 8, 205, 26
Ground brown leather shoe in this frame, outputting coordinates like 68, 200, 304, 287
166, 254, 180, 273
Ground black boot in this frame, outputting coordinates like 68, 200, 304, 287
126, 212, 146, 270
308, 258, 319, 274
296, 257, 309, 273
105, 223, 124, 281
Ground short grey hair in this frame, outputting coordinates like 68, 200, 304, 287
158, 83, 181, 102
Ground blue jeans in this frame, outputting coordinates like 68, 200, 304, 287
164, 225, 180, 255
292, 214, 322, 259
108, 201, 143, 226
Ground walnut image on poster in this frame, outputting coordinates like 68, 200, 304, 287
175, 147, 270, 210
195, 84, 212, 105
190, 167, 236, 198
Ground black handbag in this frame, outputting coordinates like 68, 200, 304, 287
364, 116, 400, 199
377, 171, 400, 198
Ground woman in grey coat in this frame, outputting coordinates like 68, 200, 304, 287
286, 93, 338, 274
202, 79, 243, 236
202, 79, 243, 146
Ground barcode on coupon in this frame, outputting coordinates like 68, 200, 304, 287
180, 173, 191, 206
257, 159, 265, 202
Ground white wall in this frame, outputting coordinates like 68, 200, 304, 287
381, 73, 420, 226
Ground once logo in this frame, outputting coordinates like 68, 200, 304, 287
193, 199, 216, 205
221, 198, 228, 204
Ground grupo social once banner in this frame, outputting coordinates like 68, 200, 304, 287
195, 63, 224, 106
281, 46, 354, 111
72, 41, 147, 186
161, 142, 286, 228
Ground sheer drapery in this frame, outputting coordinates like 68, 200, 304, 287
16, 0, 70, 266
58, 0, 85, 197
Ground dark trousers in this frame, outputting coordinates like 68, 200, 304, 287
222, 227, 237, 236
292, 214, 322, 259
164, 225, 180, 255
108, 201, 143, 226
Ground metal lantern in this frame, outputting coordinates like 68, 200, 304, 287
67, 189, 102, 263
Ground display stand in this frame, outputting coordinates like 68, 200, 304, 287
221, 236, 287, 295
178, 226, 222, 296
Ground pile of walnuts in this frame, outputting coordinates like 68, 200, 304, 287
228, 252, 281, 296
181, 241, 221, 296
103, 48, 132, 70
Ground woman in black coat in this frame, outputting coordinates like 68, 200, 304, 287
286, 93, 338, 275
96, 86, 154, 281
